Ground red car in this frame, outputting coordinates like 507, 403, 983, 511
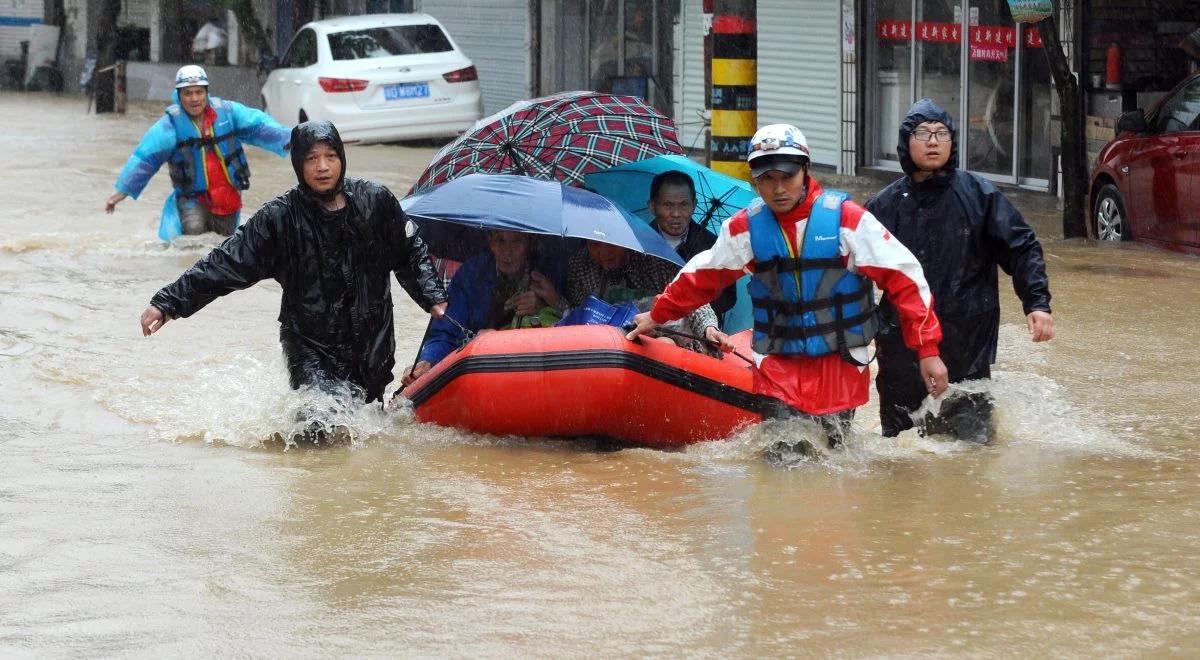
1089, 72, 1200, 256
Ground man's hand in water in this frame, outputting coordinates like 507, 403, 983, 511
704, 326, 735, 352
402, 360, 432, 386
920, 355, 949, 398
140, 306, 170, 336
625, 311, 659, 341
430, 302, 448, 319
105, 192, 127, 214
1027, 310, 1054, 342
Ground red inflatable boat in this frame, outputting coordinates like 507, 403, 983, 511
398, 325, 770, 448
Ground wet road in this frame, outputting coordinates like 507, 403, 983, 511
1, 93, 1198, 657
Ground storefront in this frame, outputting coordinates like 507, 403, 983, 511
538, 0, 675, 111
863, 1, 1054, 189
672, 0, 846, 170
1080, 0, 1198, 160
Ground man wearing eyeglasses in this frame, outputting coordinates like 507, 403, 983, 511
866, 98, 1054, 444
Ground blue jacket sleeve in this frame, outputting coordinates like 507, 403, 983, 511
229, 101, 291, 157
114, 116, 177, 199
418, 269, 472, 366
417, 254, 495, 366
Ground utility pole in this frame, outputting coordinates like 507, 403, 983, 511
703, 0, 713, 166
709, 0, 756, 181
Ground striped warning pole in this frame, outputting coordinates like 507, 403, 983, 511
709, 0, 756, 181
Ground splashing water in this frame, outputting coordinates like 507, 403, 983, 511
91, 349, 402, 450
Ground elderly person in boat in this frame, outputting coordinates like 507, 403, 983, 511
565, 240, 722, 351
403, 230, 565, 385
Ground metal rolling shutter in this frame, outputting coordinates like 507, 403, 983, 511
756, 0, 841, 168
673, 0, 706, 153
416, 0, 529, 115
0, 0, 41, 59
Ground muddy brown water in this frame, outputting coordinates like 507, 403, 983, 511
1, 94, 1198, 657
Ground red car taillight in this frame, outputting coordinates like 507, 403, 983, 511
318, 77, 369, 93
443, 66, 478, 83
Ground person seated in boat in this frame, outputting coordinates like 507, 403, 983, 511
648, 170, 737, 327
565, 240, 722, 351
402, 230, 565, 385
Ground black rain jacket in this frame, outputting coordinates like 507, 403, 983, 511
150, 121, 448, 400
649, 218, 737, 322
866, 98, 1052, 380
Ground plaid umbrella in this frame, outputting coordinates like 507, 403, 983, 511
410, 91, 684, 194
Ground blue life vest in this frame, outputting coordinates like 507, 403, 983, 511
746, 190, 879, 360
165, 97, 250, 196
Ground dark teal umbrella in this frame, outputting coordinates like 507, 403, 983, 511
582, 154, 759, 234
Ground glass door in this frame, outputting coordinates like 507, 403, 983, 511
1018, 25, 1052, 183
869, 0, 915, 165
963, 1, 1016, 180
915, 0, 962, 126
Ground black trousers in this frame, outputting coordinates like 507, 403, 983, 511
876, 344, 994, 443
280, 330, 381, 404
760, 398, 855, 450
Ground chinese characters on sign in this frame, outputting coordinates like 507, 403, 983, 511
876, 21, 1043, 49
970, 45, 1008, 62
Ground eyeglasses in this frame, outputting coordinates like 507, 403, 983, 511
912, 129, 952, 143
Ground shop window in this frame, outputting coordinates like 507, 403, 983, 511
1019, 31, 1052, 181
964, 2, 1013, 177
550, 0, 664, 107
870, 0, 914, 163
868, 0, 1053, 187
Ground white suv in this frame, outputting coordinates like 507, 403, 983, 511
262, 13, 483, 143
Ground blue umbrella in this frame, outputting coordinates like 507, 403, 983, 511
401, 173, 684, 266
582, 154, 759, 234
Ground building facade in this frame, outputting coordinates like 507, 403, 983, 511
27, 0, 1197, 193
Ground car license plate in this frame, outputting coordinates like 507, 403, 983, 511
384, 82, 429, 101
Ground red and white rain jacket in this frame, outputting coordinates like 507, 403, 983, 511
650, 180, 942, 415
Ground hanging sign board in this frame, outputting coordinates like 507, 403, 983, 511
1006, 0, 1053, 24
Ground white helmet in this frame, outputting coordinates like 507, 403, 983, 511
747, 124, 810, 177
174, 65, 210, 89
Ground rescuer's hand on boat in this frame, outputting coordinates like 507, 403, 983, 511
625, 311, 658, 341
139, 306, 170, 336
704, 326, 734, 353
403, 360, 432, 386
919, 355, 949, 398
1027, 310, 1055, 342
431, 302, 448, 319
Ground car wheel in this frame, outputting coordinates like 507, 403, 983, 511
299, 109, 309, 123
1094, 184, 1127, 242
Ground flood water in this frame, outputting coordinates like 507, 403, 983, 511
2, 93, 1198, 657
